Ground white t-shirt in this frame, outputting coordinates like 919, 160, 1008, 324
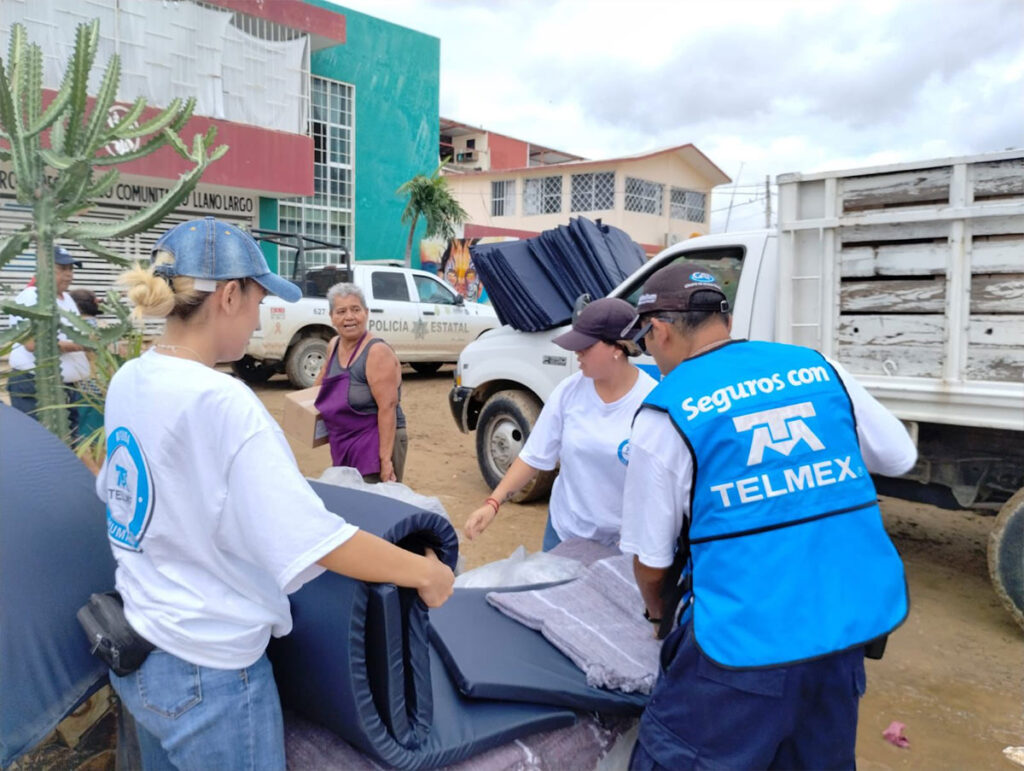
519, 368, 658, 546
96, 350, 357, 669
620, 357, 918, 568
8, 286, 91, 382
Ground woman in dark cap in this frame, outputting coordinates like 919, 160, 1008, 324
464, 297, 657, 550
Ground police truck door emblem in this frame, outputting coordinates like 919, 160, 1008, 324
105, 427, 154, 551
733, 402, 825, 465
689, 271, 716, 283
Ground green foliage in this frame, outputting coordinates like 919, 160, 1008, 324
397, 161, 468, 267
0, 19, 227, 441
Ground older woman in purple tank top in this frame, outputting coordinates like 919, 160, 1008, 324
313, 283, 408, 483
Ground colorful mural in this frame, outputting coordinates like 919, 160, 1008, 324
422, 237, 518, 303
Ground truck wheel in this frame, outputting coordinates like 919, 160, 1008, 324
286, 336, 328, 389
410, 362, 443, 376
231, 355, 276, 384
475, 390, 556, 503
989, 487, 1024, 631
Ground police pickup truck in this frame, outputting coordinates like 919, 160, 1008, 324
449, 150, 1024, 627
237, 263, 498, 389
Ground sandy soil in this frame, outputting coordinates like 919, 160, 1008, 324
257, 366, 1024, 770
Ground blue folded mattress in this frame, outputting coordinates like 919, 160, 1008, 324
472, 217, 646, 332
268, 483, 575, 769
430, 588, 647, 715
0, 405, 115, 767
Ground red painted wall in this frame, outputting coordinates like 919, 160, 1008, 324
41, 90, 314, 197
487, 134, 529, 171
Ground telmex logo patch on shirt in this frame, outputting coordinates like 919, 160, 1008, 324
105, 427, 154, 551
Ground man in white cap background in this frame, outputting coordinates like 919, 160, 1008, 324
7, 246, 90, 435
619, 262, 917, 770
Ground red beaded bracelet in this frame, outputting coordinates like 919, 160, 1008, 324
484, 497, 500, 514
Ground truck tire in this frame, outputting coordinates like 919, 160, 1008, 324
410, 362, 443, 376
231, 355, 276, 384
988, 487, 1024, 631
285, 336, 328, 389
475, 390, 556, 503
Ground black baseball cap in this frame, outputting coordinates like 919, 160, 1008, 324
553, 297, 638, 351
635, 263, 729, 315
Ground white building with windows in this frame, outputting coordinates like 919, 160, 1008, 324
442, 132, 730, 254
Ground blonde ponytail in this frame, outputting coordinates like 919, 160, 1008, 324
118, 252, 210, 320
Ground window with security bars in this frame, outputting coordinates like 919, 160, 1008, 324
491, 180, 515, 217
523, 176, 563, 215
625, 177, 664, 215
670, 187, 707, 223
570, 172, 615, 212
279, 75, 354, 279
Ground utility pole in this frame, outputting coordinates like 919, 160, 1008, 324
724, 162, 744, 231
765, 175, 772, 228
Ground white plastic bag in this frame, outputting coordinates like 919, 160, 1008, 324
454, 545, 585, 589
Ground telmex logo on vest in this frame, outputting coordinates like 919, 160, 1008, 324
680, 364, 832, 421
710, 401, 859, 508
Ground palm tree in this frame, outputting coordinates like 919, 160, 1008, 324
397, 163, 468, 267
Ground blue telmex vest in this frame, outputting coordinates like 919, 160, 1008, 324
643, 340, 908, 668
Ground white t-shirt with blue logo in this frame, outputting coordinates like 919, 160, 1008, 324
96, 350, 357, 669
519, 368, 657, 546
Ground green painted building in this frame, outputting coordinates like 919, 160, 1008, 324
262, 2, 439, 274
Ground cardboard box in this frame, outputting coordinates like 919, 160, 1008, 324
282, 386, 329, 448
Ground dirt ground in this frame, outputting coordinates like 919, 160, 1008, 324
257, 366, 1024, 770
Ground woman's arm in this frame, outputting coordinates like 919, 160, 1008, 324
366, 341, 401, 481
313, 336, 339, 387
318, 530, 454, 607
463, 457, 539, 540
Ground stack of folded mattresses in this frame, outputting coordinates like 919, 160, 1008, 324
471, 217, 646, 332
272, 484, 646, 770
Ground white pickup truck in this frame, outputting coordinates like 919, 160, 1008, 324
449, 150, 1024, 625
237, 263, 499, 388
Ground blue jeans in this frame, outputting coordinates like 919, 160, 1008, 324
7, 370, 81, 438
109, 650, 285, 771
542, 513, 562, 552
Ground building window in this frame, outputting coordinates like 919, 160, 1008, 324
466, 138, 476, 149
570, 171, 615, 212
491, 180, 516, 217
670, 187, 706, 223
279, 76, 354, 278
625, 177, 664, 215
523, 176, 562, 215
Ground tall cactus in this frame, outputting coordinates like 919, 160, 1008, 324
0, 19, 228, 439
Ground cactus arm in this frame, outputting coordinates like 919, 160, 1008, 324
115, 96, 191, 139
0, 300, 52, 321
91, 129, 174, 166
78, 53, 121, 153
61, 20, 100, 155
0, 318, 31, 348
74, 237, 133, 267
0, 231, 32, 269
66, 159, 213, 241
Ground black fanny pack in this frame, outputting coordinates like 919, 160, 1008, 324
77, 591, 155, 676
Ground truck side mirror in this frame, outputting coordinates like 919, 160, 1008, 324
454, 294, 465, 306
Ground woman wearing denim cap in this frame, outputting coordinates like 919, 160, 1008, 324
97, 217, 453, 769
464, 297, 658, 550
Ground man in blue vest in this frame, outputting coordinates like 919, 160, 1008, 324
619, 263, 917, 770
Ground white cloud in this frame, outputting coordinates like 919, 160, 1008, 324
331, 0, 1024, 232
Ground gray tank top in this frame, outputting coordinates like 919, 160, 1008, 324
326, 338, 407, 428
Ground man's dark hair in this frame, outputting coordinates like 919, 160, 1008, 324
69, 288, 100, 317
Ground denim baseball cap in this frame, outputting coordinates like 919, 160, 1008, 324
553, 297, 638, 351
53, 246, 83, 268
152, 217, 301, 302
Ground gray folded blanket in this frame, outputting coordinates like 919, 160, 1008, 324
486, 554, 660, 694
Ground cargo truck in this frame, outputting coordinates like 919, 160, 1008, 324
449, 150, 1024, 626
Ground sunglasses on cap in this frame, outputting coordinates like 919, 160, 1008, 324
629, 313, 674, 355
571, 293, 592, 324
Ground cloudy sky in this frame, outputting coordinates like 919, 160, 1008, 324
336, 0, 1023, 232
